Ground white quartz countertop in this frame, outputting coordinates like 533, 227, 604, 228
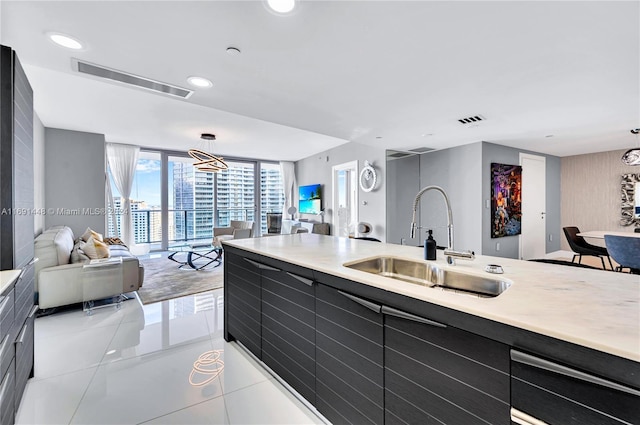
1, 269, 21, 293
225, 234, 640, 362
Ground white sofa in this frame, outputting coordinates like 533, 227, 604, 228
34, 226, 144, 309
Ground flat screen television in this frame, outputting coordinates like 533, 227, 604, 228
299, 184, 322, 214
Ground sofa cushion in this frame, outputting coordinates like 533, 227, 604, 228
80, 236, 111, 259
34, 226, 75, 269
108, 245, 135, 259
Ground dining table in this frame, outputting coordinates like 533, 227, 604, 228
577, 230, 640, 239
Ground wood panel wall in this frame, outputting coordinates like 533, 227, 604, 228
560, 149, 638, 250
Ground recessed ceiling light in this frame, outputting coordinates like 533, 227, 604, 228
226, 47, 241, 56
47, 32, 83, 50
267, 0, 296, 14
187, 76, 213, 88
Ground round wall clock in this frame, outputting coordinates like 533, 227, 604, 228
359, 161, 378, 192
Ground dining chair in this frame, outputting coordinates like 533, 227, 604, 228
212, 220, 254, 247
562, 226, 614, 270
604, 235, 640, 274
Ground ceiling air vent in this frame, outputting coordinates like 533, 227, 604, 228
387, 151, 414, 159
72, 59, 193, 99
408, 147, 434, 154
458, 115, 485, 125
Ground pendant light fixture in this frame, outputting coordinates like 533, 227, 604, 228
621, 128, 640, 166
188, 133, 228, 172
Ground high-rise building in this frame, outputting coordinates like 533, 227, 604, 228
108, 161, 284, 244
131, 200, 148, 243
108, 198, 153, 244
215, 164, 256, 227
173, 162, 215, 242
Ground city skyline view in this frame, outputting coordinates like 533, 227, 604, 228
108, 156, 285, 245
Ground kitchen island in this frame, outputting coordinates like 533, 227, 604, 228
223, 233, 639, 425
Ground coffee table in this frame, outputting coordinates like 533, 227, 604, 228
168, 243, 223, 270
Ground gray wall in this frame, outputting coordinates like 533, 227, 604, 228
419, 143, 483, 253
295, 141, 386, 240
44, 128, 106, 237
385, 141, 561, 259
481, 142, 561, 258
33, 113, 45, 235
386, 154, 420, 245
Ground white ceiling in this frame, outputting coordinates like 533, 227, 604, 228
1, 1, 639, 161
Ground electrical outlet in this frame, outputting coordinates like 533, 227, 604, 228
400, 238, 406, 245
496, 242, 500, 251
549, 234, 553, 242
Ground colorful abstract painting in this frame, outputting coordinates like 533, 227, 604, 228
491, 163, 522, 238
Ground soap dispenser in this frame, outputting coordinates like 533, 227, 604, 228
425, 229, 437, 260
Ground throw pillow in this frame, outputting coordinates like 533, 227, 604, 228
81, 227, 103, 242
70, 241, 90, 263
81, 236, 111, 259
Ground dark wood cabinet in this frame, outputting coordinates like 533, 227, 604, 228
315, 284, 384, 425
511, 350, 640, 425
224, 250, 262, 359
224, 246, 639, 425
224, 249, 318, 404
0, 268, 35, 425
261, 265, 316, 404
384, 306, 510, 425
1, 44, 35, 425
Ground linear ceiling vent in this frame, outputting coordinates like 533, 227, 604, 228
387, 151, 414, 159
458, 115, 485, 125
72, 59, 193, 99
408, 147, 434, 154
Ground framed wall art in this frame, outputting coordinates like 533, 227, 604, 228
491, 163, 522, 238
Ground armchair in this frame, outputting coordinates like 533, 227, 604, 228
213, 220, 254, 246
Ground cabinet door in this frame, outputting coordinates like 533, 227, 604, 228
261, 268, 315, 404
511, 350, 640, 425
14, 306, 35, 413
223, 251, 262, 359
0, 360, 15, 425
315, 284, 384, 425
383, 306, 510, 425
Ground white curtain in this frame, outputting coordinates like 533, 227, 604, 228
106, 143, 140, 248
279, 161, 297, 217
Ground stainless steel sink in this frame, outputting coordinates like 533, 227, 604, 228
343, 256, 511, 298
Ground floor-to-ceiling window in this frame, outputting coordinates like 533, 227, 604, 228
107, 151, 162, 249
168, 155, 215, 245
108, 150, 284, 249
216, 161, 256, 227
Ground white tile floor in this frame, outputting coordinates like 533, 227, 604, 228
16, 289, 327, 425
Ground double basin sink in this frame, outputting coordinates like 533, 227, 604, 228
344, 256, 511, 298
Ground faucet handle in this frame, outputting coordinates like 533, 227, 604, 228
443, 249, 475, 261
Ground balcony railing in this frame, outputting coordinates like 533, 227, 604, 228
110, 208, 257, 245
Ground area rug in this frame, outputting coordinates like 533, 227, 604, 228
137, 252, 224, 305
